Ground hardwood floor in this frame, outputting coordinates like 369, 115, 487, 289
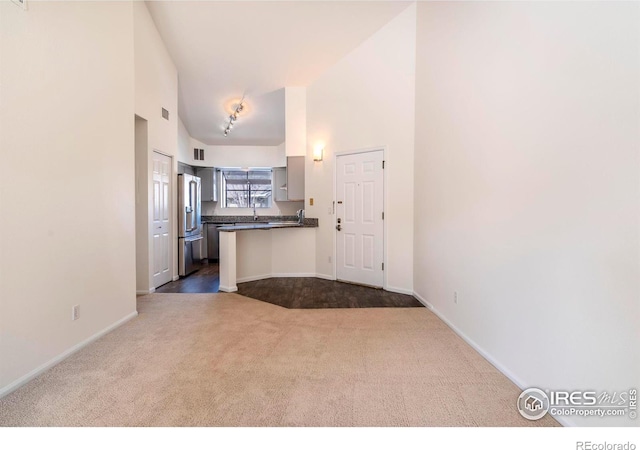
155, 260, 220, 293
155, 261, 423, 308
237, 277, 424, 309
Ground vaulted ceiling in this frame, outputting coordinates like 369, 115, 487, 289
146, 1, 411, 145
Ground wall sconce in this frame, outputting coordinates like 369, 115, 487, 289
313, 145, 324, 162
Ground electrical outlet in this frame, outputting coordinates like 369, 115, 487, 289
72, 305, 80, 321
454, 292, 458, 305
328, 207, 332, 215
309, 198, 314, 206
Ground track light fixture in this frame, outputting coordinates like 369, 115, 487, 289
224, 98, 245, 137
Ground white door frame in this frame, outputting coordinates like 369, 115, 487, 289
333, 146, 387, 290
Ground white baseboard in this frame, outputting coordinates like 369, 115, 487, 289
412, 291, 432, 309
237, 273, 317, 283
136, 288, 155, 295
0, 311, 139, 399
385, 285, 414, 296
412, 290, 574, 427
315, 273, 336, 281
236, 274, 271, 283
272, 273, 316, 278
172, 275, 179, 281
218, 285, 238, 293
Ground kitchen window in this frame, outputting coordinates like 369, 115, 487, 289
221, 169, 272, 208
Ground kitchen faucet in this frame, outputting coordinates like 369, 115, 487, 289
253, 203, 258, 221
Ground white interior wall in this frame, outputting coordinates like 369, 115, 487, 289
192, 143, 286, 169
0, 1, 136, 394
134, 1, 179, 285
285, 87, 307, 157
178, 117, 191, 167
178, 122, 286, 168
413, 1, 640, 426
306, 3, 416, 293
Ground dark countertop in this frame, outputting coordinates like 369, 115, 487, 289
202, 215, 318, 231
217, 223, 303, 232
202, 215, 296, 224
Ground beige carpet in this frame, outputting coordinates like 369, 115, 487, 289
0, 293, 558, 427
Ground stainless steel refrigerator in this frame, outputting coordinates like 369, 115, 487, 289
178, 174, 203, 276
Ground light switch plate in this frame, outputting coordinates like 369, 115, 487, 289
309, 198, 314, 206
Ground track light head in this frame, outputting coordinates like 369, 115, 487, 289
222, 96, 246, 136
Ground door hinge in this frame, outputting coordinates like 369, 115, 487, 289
382, 160, 385, 169
382, 263, 384, 271
382, 211, 384, 220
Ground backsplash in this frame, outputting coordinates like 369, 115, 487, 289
201, 215, 318, 227
201, 201, 217, 216
202, 200, 304, 216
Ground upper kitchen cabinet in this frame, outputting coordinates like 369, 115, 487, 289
286, 156, 305, 201
273, 167, 288, 202
195, 167, 218, 202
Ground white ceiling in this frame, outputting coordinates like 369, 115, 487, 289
146, 1, 411, 146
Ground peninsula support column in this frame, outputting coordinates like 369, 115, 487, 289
218, 231, 237, 292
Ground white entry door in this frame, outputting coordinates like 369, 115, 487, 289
336, 150, 384, 287
152, 151, 172, 288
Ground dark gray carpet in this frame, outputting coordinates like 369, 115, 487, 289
237, 277, 424, 309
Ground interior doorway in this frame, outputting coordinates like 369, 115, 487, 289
135, 115, 174, 293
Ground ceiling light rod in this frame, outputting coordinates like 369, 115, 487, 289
224, 96, 245, 137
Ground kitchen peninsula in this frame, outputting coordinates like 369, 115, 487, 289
207, 216, 319, 292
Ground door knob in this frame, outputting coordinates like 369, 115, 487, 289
336, 224, 342, 231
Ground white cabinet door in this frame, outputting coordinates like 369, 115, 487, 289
196, 167, 217, 202
273, 167, 288, 202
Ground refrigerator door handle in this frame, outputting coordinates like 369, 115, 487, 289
187, 180, 198, 232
